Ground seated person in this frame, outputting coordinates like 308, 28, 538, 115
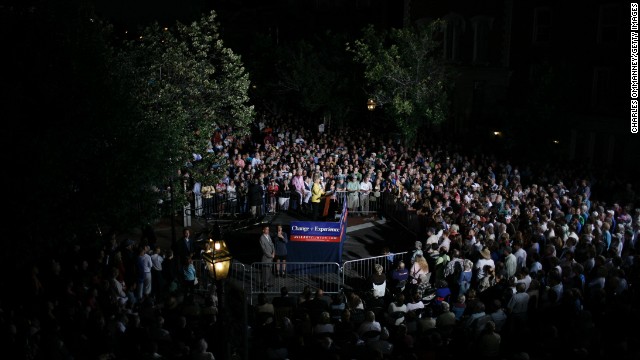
405, 292, 425, 313
312, 311, 335, 335
272, 286, 297, 309
357, 310, 382, 341
386, 293, 407, 326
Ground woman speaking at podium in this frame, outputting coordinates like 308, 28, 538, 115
311, 174, 326, 220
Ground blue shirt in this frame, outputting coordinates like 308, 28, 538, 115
183, 263, 196, 281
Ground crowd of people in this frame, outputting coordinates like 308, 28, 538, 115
4, 109, 639, 360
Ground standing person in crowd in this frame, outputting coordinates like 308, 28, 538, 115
136, 244, 153, 302
274, 224, 289, 277
347, 175, 360, 216
391, 260, 409, 293
302, 175, 313, 210
248, 177, 264, 218
411, 240, 424, 264
150, 246, 164, 299
370, 263, 388, 302
226, 179, 238, 217
311, 174, 326, 220
291, 168, 306, 212
278, 178, 292, 212
325, 177, 339, 219
359, 175, 372, 216
409, 254, 430, 295
201, 180, 215, 219
259, 225, 275, 290
237, 178, 248, 215
161, 249, 180, 294
193, 177, 203, 218
174, 227, 196, 269
266, 178, 279, 214
182, 255, 197, 295
476, 247, 496, 285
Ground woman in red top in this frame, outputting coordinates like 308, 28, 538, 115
267, 179, 279, 213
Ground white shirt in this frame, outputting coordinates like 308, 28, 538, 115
150, 253, 163, 271
359, 180, 372, 193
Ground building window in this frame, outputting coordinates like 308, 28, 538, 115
591, 67, 612, 108
443, 14, 465, 62
471, 16, 493, 65
597, 4, 620, 44
532, 7, 552, 44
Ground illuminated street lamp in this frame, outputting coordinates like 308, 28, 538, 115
367, 98, 377, 111
202, 239, 232, 280
202, 237, 234, 359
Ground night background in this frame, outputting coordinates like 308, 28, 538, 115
4, 0, 636, 245
1, 0, 639, 359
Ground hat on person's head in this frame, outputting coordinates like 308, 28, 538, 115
504, 246, 512, 254
124, 239, 135, 247
480, 247, 491, 259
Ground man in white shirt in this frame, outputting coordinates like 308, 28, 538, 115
359, 176, 372, 215
136, 245, 153, 302
357, 310, 382, 341
426, 227, 440, 248
513, 240, 527, 274
193, 181, 203, 217
150, 246, 164, 298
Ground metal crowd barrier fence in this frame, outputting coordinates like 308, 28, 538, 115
195, 253, 416, 305
249, 262, 342, 304
381, 192, 421, 236
192, 260, 247, 296
333, 190, 382, 217
341, 252, 408, 292
184, 189, 386, 223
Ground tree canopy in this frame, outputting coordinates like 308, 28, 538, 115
347, 21, 454, 145
113, 10, 254, 190
5, 6, 253, 255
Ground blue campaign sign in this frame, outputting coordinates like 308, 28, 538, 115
290, 221, 342, 242
287, 201, 348, 264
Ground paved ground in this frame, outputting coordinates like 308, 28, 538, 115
138, 210, 417, 264
126, 210, 417, 305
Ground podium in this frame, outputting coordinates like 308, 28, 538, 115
322, 195, 331, 217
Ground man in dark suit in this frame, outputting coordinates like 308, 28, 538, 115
259, 225, 275, 290
174, 227, 196, 267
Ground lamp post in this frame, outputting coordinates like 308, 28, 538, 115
202, 238, 232, 302
367, 98, 377, 111
202, 237, 233, 359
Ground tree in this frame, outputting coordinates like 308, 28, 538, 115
347, 21, 453, 145
4, 6, 254, 257
112, 10, 254, 217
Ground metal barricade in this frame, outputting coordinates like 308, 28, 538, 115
228, 261, 247, 293
335, 190, 381, 217
381, 192, 420, 236
341, 252, 408, 292
192, 259, 247, 295
249, 262, 342, 304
